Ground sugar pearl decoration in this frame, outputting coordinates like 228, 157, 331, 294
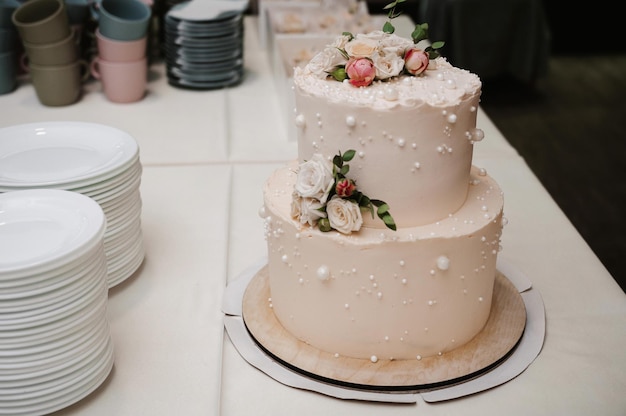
346, 115, 356, 127
471, 128, 484, 142
447, 113, 457, 124
436, 255, 450, 270
383, 86, 399, 101
295, 114, 305, 128
370, 355, 378, 363
317, 265, 330, 280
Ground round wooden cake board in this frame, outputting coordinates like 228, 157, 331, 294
242, 265, 526, 391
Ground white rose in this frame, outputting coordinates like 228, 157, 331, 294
306, 46, 347, 78
359, 30, 386, 42
291, 191, 302, 219
374, 54, 405, 79
330, 33, 351, 50
292, 195, 327, 226
326, 197, 363, 234
379, 32, 413, 51
294, 154, 334, 203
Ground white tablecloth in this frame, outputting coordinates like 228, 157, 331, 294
1, 17, 625, 416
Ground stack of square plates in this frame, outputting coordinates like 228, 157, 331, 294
0, 121, 144, 289
0, 189, 114, 415
164, 0, 249, 89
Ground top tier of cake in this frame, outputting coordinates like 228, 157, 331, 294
291, 32, 484, 228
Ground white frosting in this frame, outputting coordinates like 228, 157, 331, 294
260, 37, 504, 361
293, 58, 481, 110
263, 164, 504, 360
293, 58, 483, 228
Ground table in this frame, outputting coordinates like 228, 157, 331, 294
1, 16, 625, 416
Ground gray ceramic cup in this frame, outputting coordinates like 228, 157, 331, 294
21, 27, 78, 65
28, 59, 89, 106
11, 0, 70, 44
0, 50, 17, 94
95, 0, 151, 41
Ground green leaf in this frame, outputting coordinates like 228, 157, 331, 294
340, 165, 349, 176
318, 218, 331, 232
381, 213, 397, 231
431, 41, 445, 49
411, 25, 427, 43
333, 154, 343, 168
343, 149, 355, 161
376, 203, 390, 215
382, 21, 395, 34
341, 31, 354, 41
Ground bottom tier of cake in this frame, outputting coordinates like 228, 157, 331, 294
261, 163, 505, 361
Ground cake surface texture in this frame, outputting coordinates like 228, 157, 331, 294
260, 27, 505, 362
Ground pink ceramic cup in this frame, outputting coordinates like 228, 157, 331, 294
95, 27, 146, 62
90, 56, 147, 103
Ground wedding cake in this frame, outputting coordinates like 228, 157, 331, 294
259, 22, 505, 362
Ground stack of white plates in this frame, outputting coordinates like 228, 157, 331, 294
164, 0, 249, 89
0, 121, 144, 288
0, 189, 114, 415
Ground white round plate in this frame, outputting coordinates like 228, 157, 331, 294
0, 189, 106, 277
0, 254, 106, 315
0, 241, 105, 291
0, 290, 107, 349
0, 121, 139, 188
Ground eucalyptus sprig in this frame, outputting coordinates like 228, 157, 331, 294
411, 23, 445, 59
326, 150, 396, 231
381, 1, 445, 59
382, 0, 406, 33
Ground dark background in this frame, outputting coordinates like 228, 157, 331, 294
385, 0, 626, 292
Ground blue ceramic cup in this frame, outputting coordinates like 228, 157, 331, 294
0, 0, 20, 28
95, 0, 151, 41
0, 50, 17, 95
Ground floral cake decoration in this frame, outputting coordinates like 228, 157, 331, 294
291, 150, 395, 234
305, 0, 444, 87
290, 2, 445, 234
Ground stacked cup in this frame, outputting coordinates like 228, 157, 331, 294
12, 0, 88, 106
91, 0, 151, 103
0, 0, 21, 95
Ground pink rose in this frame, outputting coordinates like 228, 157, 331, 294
404, 48, 429, 75
335, 178, 356, 197
345, 58, 375, 87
